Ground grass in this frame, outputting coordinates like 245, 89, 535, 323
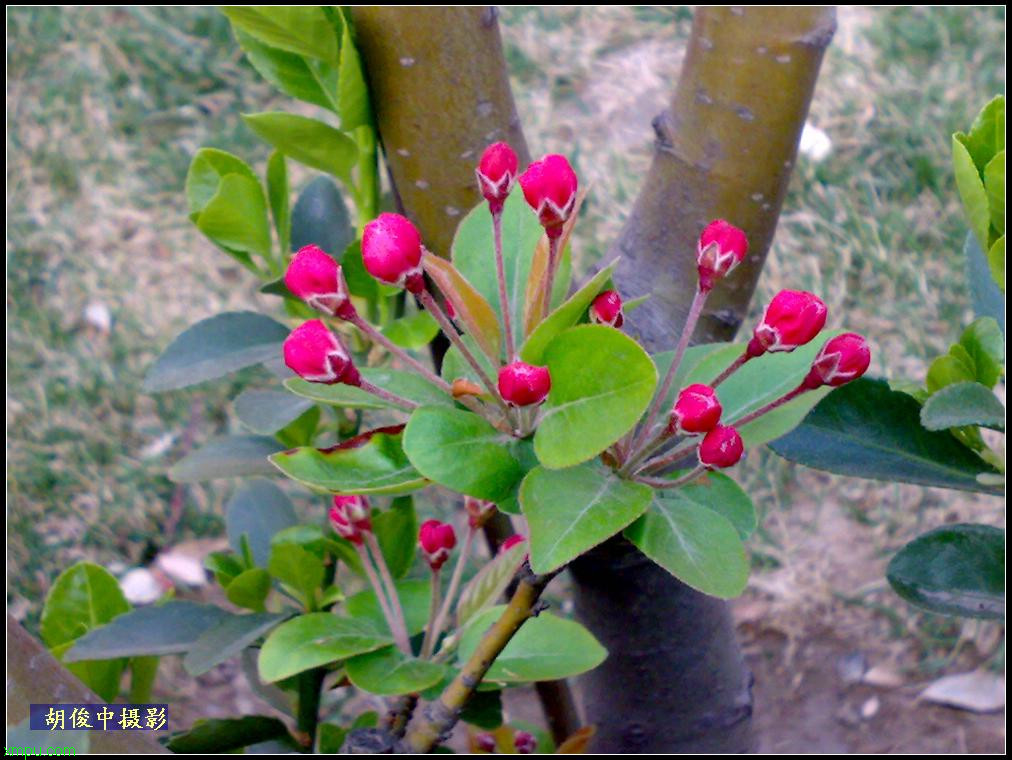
6, 3, 1005, 672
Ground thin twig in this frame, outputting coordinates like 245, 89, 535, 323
425, 526, 475, 658
348, 312, 453, 394
492, 210, 516, 361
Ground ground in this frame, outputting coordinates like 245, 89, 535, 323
5, 6, 1005, 753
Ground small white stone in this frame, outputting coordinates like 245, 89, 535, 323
921, 671, 1005, 713
860, 696, 880, 720
84, 301, 112, 333
156, 551, 207, 587
120, 568, 162, 605
799, 122, 833, 162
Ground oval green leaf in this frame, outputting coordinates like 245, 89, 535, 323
169, 435, 283, 483
183, 613, 288, 677
242, 112, 357, 182
921, 381, 1005, 432
258, 613, 390, 683
346, 647, 447, 696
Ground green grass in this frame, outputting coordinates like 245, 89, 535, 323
6, 5, 1005, 646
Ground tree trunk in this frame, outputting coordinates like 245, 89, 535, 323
572, 7, 836, 753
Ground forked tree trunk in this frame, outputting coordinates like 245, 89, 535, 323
354, 5, 835, 753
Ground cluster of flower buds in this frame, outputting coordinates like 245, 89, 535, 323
464, 496, 497, 530
665, 383, 743, 469
498, 361, 552, 407
328, 495, 372, 545
419, 519, 457, 571
589, 290, 624, 328
283, 319, 361, 386
513, 731, 537, 754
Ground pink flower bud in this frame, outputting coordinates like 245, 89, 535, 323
476, 142, 519, 214
518, 154, 578, 238
748, 290, 827, 357
361, 213, 424, 292
589, 290, 624, 328
284, 245, 356, 320
283, 319, 361, 386
803, 332, 871, 389
697, 219, 748, 292
514, 731, 537, 754
698, 424, 744, 469
669, 383, 722, 434
464, 496, 497, 529
497, 361, 551, 407
475, 733, 497, 753
501, 534, 526, 553
419, 519, 457, 571
329, 495, 372, 545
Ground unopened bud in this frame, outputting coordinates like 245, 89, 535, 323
283, 320, 361, 386
284, 244, 355, 319
329, 495, 372, 545
698, 424, 744, 469
589, 290, 624, 328
514, 731, 537, 754
475, 733, 497, 753
501, 534, 526, 553
476, 142, 519, 214
697, 219, 748, 292
748, 290, 827, 357
668, 383, 722, 434
518, 154, 578, 238
464, 496, 497, 529
361, 213, 424, 293
803, 332, 871, 389
498, 361, 551, 407
418, 519, 457, 571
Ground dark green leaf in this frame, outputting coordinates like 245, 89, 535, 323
234, 389, 314, 434
459, 690, 503, 730
258, 613, 389, 682
166, 716, 291, 754
770, 378, 1001, 493
143, 311, 289, 393
373, 497, 417, 579
318, 724, 348, 754
225, 479, 298, 567
887, 523, 1004, 619
243, 112, 357, 182
290, 175, 354, 256
921, 381, 1005, 432
205, 551, 244, 588
346, 646, 447, 696
169, 435, 283, 482
964, 232, 1005, 331
183, 613, 288, 676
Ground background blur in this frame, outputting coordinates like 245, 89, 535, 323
6, 6, 1005, 752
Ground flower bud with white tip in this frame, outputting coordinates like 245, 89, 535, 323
668, 383, 722, 435
283, 319, 361, 386
284, 244, 355, 319
419, 519, 457, 571
329, 495, 372, 545
698, 424, 744, 469
748, 289, 827, 357
697, 219, 748, 292
476, 142, 519, 214
497, 361, 551, 407
361, 212, 425, 293
519, 154, 578, 238
803, 332, 871, 389
589, 290, 624, 328
464, 496, 497, 530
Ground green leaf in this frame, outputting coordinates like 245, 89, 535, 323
988, 234, 1005, 292
233, 27, 335, 111
166, 715, 292, 754
520, 259, 618, 364
285, 367, 452, 410
234, 389, 314, 434
346, 647, 447, 696
266, 150, 290, 256
290, 175, 354, 256
404, 407, 524, 501
195, 173, 273, 267
205, 551, 244, 588
183, 613, 288, 676
226, 479, 298, 567
984, 149, 1004, 237
770, 378, 1001, 493
959, 95, 1005, 172
452, 189, 544, 334
41, 562, 131, 701
271, 429, 427, 495
169, 435, 283, 482
953, 134, 992, 250
887, 523, 1004, 619
268, 543, 324, 606
535, 325, 657, 469
185, 148, 260, 215
423, 253, 502, 362
221, 6, 339, 62
373, 497, 417, 579
959, 317, 1004, 388
665, 471, 757, 540
625, 492, 750, 599
65, 602, 231, 660
921, 382, 1005, 432
344, 578, 431, 637
318, 724, 348, 754
144, 311, 289, 393
964, 232, 1005, 329
926, 351, 976, 394
225, 568, 272, 611
381, 309, 440, 350
341, 240, 379, 300
258, 613, 389, 682
455, 541, 528, 628
459, 690, 503, 730
335, 14, 371, 130
520, 463, 652, 574
243, 112, 357, 182
457, 607, 606, 683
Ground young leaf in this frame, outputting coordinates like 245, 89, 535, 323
195, 173, 273, 266
335, 11, 371, 130
624, 492, 750, 599
232, 27, 335, 111
373, 497, 418, 579
169, 435, 283, 483
887, 523, 1004, 619
143, 311, 289, 393
953, 135, 992, 251
381, 309, 440, 350
455, 541, 528, 628
457, 607, 606, 683
290, 175, 354, 256
221, 7, 339, 62
534, 325, 657, 469
423, 252, 502, 362
920, 381, 1005, 432
344, 578, 432, 637
345, 647, 447, 696
266, 150, 290, 257
258, 613, 390, 683
225, 479, 298, 567
268, 543, 325, 607
520, 463, 652, 574
403, 406, 524, 502
183, 613, 288, 677
185, 148, 260, 215
243, 112, 357, 182
984, 149, 1004, 236
959, 317, 1004, 388
225, 568, 272, 612
770, 378, 1002, 494
988, 234, 1005, 292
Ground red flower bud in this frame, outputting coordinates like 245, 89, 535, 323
501, 534, 526, 553
361, 213, 424, 292
419, 519, 457, 571
669, 383, 722, 434
284, 244, 356, 320
329, 494, 372, 545
697, 219, 748, 292
497, 361, 551, 407
748, 290, 827, 357
589, 290, 624, 328
475, 733, 497, 753
698, 424, 744, 469
803, 332, 871, 389
514, 731, 537, 754
464, 496, 497, 529
476, 142, 519, 214
518, 154, 578, 238
283, 319, 361, 386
